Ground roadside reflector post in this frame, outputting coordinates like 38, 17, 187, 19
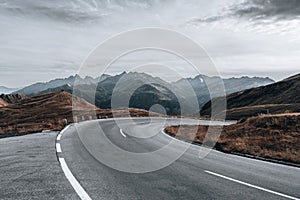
62, 118, 68, 125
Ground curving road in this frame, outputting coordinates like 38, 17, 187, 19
58, 118, 300, 200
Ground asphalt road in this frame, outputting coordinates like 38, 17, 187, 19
0, 131, 79, 200
58, 118, 300, 200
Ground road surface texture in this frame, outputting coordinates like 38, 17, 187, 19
0, 131, 79, 199
58, 118, 300, 200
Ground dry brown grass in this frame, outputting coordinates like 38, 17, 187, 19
0, 99, 8, 107
0, 92, 162, 136
0, 92, 93, 135
95, 108, 162, 119
165, 113, 300, 164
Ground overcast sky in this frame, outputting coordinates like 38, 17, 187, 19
0, 0, 300, 87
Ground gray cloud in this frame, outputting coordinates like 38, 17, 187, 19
231, 0, 300, 20
0, 0, 163, 24
0, 0, 107, 23
189, 0, 300, 24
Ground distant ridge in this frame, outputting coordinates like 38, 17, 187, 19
0, 86, 18, 94
14, 74, 110, 96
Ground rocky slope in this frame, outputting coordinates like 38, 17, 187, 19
0, 94, 26, 104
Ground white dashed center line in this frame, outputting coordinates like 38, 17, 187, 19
119, 129, 127, 137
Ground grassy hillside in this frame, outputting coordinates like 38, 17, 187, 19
201, 73, 300, 119
0, 91, 160, 136
0, 92, 97, 136
165, 113, 300, 164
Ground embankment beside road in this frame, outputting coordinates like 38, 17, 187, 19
165, 113, 300, 164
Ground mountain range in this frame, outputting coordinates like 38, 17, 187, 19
11, 72, 274, 115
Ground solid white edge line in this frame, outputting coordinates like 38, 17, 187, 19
57, 134, 62, 141
56, 143, 62, 153
119, 129, 127, 137
59, 158, 92, 200
161, 129, 187, 144
60, 124, 71, 134
205, 170, 300, 200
